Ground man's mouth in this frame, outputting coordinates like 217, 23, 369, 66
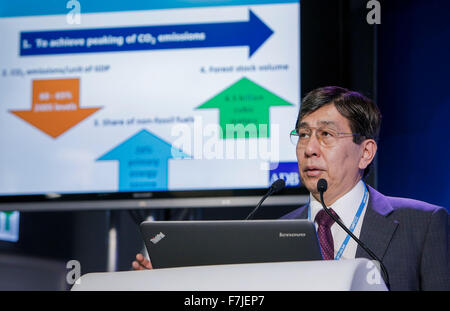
303, 166, 325, 177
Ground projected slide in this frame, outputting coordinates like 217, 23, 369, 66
0, 0, 300, 196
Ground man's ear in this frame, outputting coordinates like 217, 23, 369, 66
359, 139, 377, 170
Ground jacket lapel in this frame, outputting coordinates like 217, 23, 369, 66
356, 186, 399, 260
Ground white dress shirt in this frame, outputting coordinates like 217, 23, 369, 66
308, 180, 369, 260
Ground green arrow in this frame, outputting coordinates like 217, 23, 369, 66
196, 77, 293, 139
2, 211, 14, 231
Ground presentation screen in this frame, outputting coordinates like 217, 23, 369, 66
0, 0, 302, 210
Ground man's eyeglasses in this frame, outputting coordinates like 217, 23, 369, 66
290, 126, 362, 147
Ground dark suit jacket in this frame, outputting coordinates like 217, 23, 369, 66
281, 185, 449, 291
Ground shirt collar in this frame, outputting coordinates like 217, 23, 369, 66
309, 180, 367, 227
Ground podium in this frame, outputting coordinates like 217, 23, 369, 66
71, 258, 387, 291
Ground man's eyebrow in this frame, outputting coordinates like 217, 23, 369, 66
297, 120, 338, 128
297, 121, 309, 128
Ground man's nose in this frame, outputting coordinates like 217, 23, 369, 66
303, 134, 321, 157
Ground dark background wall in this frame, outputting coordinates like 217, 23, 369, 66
0, 0, 448, 281
377, 0, 450, 208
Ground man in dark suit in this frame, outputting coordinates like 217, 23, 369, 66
281, 86, 449, 290
133, 86, 449, 291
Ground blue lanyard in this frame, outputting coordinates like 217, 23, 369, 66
307, 182, 369, 260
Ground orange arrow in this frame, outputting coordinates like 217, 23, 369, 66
10, 108, 101, 138
9, 78, 101, 139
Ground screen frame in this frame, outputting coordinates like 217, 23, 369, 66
0, 0, 377, 212
0, 1, 308, 211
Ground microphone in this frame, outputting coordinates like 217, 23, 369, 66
316, 178, 390, 289
245, 179, 286, 220
317, 178, 328, 193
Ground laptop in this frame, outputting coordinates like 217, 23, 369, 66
140, 219, 323, 269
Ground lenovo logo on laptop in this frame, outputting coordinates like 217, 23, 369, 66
150, 232, 166, 244
279, 232, 306, 238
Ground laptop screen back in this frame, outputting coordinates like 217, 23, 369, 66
140, 219, 323, 269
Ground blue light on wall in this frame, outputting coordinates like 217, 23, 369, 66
377, 0, 450, 210
0, 211, 20, 242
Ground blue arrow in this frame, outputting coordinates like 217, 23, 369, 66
97, 129, 190, 191
20, 10, 273, 58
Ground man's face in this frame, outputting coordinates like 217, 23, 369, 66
296, 104, 367, 204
